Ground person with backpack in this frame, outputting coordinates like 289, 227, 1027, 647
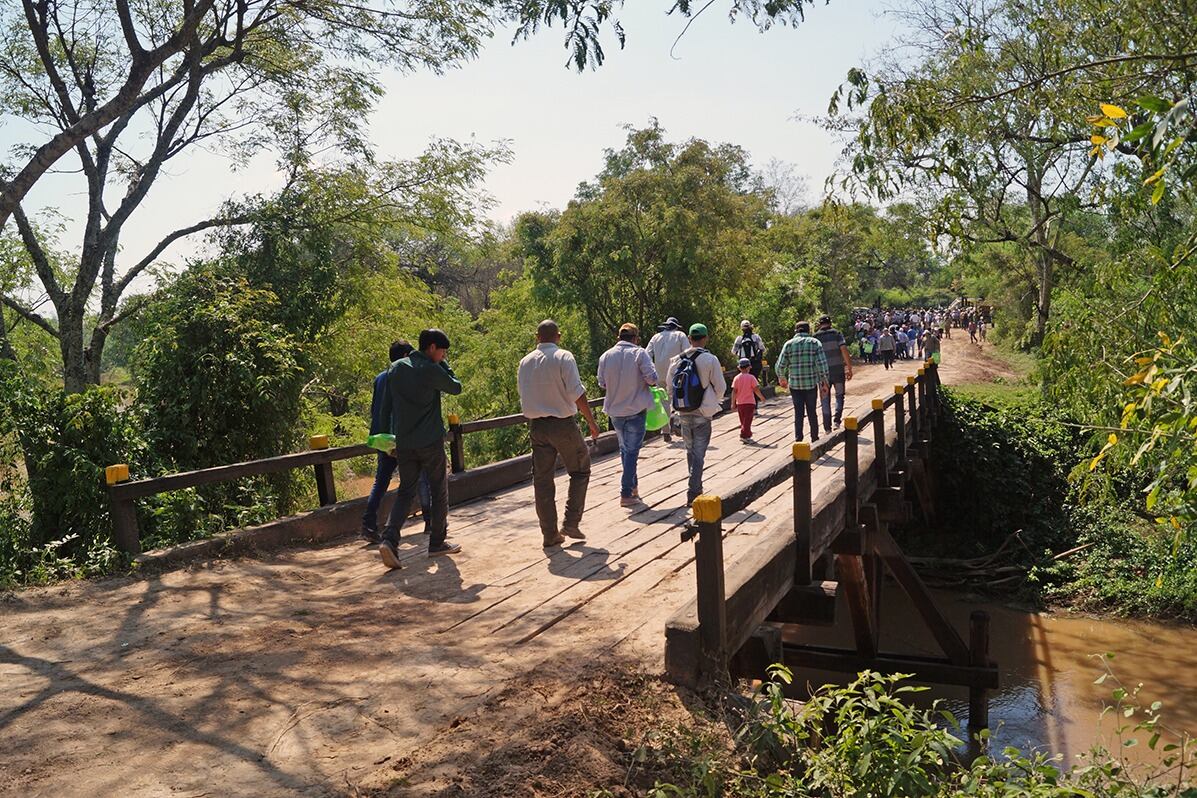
597, 323, 658, 507
666, 323, 727, 505
361, 339, 431, 544
814, 315, 853, 433
732, 320, 766, 378
776, 321, 829, 443
518, 320, 601, 547
377, 329, 463, 569
645, 316, 688, 442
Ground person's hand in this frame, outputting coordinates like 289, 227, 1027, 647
778, 378, 788, 390
845, 370, 854, 381
588, 420, 600, 441
820, 382, 830, 396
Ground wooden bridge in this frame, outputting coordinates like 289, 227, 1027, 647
1, 350, 996, 795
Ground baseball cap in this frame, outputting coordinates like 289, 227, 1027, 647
689, 323, 709, 338
738, 357, 751, 367
740, 319, 752, 328
818, 315, 832, 325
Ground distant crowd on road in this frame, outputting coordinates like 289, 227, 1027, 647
358, 307, 954, 570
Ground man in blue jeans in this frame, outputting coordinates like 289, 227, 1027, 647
361, 340, 430, 543
666, 324, 727, 505
597, 323, 658, 507
776, 321, 830, 443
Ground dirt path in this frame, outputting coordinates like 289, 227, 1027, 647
0, 336, 1015, 797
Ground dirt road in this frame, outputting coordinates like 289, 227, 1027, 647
0, 337, 1016, 796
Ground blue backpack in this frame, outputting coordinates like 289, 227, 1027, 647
672, 351, 707, 412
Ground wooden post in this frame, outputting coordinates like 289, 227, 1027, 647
106, 464, 140, 555
871, 399, 887, 486
843, 417, 859, 527
310, 435, 337, 506
692, 494, 727, 682
917, 368, 928, 436
893, 385, 907, 467
906, 376, 919, 442
969, 610, 991, 732
793, 442, 812, 585
447, 413, 466, 474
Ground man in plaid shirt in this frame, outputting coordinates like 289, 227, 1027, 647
776, 320, 830, 442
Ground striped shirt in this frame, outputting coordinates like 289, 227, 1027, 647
776, 333, 829, 390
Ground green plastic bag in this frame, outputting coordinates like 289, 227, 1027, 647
931, 351, 942, 365
366, 433, 395, 453
646, 387, 670, 431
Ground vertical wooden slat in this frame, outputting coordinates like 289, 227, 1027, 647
871, 400, 887, 486
692, 494, 727, 682
893, 385, 907, 467
309, 435, 337, 506
792, 442, 812, 585
969, 611, 992, 732
843, 416, 859, 528
106, 464, 140, 555
447, 413, 466, 474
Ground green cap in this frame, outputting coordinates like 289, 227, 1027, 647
688, 323, 709, 338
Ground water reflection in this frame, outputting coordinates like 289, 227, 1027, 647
782, 588, 1197, 764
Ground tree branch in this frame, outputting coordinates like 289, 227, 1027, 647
12, 203, 65, 306
0, 294, 59, 337
115, 214, 253, 296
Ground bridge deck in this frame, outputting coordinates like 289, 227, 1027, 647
0, 354, 957, 796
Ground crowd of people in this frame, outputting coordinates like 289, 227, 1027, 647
359, 307, 960, 570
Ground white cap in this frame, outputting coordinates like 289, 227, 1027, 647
740, 319, 752, 328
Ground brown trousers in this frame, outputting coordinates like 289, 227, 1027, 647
529, 416, 591, 539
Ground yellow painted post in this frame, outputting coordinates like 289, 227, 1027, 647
893, 385, 908, 465
844, 416, 859, 527
691, 494, 727, 681
310, 435, 336, 505
105, 463, 139, 555
793, 442, 813, 584
871, 398, 887, 486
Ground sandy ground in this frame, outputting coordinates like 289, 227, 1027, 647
0, 335, 1013, 797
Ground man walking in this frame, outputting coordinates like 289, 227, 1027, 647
879, 326, 896, 370
814, 315, 853, 433
378, 329, 463, 569
776, 321, 829, 443
666, 323, 727, 505
597, 323, 657, 507
646, 317, 688, 441
362, 340, 430, 543
732, 320, 766, 379
518, 320, 601, 547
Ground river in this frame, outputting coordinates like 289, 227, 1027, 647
784, 588, 1197, 766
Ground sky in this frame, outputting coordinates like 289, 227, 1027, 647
6, 0, 901, 280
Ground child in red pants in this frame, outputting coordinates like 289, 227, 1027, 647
731, 357, 766, 441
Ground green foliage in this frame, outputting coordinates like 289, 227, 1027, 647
619, 667, 1197, 797
0, 364, 142, 585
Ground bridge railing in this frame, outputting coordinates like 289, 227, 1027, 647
104, 367, 764, 556
665, 359, 997, 731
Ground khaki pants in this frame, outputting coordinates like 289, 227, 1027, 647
529, 416, 591, 540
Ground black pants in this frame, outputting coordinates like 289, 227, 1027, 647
789, 388, 820, 442
382, 442, 449, 548
882, 350, 894, 369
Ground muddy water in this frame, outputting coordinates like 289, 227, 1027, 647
784, 589, 1197, 763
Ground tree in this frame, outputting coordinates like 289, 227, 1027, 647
0, 0, 824, 392
517, 122, 771, 362
828, 0, 1196, 346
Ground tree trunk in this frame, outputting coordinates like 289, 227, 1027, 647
1026, 159, 1052, 348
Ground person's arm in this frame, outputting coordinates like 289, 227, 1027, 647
753, 378, 766, 403
596, 351, 608, 391
708, 355, 727, 398
776, 342, 790, 389
639, 349, 658, 386
840, 343, 854, 379
645, 335, 657, 360
817, 347, 830, 389
434, 359, 464, 395
730, 337, 741, 358
380, 369, 395, 434
576, 393, 600, 441
756, 334, 767, 357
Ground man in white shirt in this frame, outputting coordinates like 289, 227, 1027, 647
517, 320, 600, 548
646, 316, 688, 441
666, 323, 728, 505
597, 323, 657, 507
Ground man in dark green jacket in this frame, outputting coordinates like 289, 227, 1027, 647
378, 328, 463, 567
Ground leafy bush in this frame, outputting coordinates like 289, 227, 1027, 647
0, 364, 144, 585
616, 667, 1196, 798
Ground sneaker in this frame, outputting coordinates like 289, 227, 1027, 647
620, 495, 638, 507
378, 540, 403, 570
562, 525, 586, 539
429, 541, 462, 556
360, 527, 381, 544
833, 421, 842, 431
543, 533, 566, 548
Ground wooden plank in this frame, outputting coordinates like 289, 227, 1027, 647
314, 462, 337, 506
767, 581, 837, 626
836, 553, 877, 658
872, 525, 970, 664
112, 444, 375, 500
780, 643, 1000, 689
110, 497, 141, 555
